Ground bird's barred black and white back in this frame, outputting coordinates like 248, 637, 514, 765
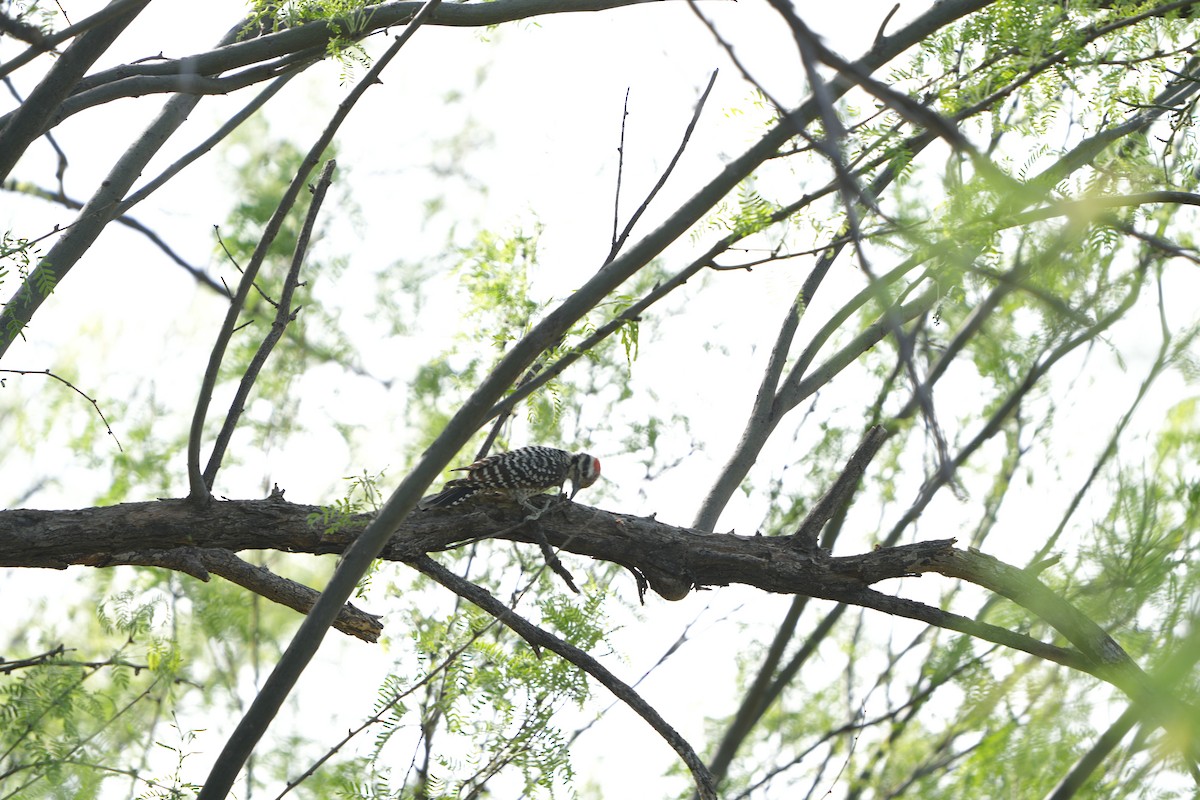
419, 446, 601, 510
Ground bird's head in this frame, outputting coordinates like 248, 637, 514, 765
567, 453, 601, 498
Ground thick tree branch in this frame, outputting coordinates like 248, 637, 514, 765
0, 0, 149, 182
28, 491, 1187, 794
16, 492, 1200, 776
45, 50, 321, 128
199, 548, 383, 643
0, 0, 670, 139
118, 544, 381, 642
7, 481, 1196, 771
0, 17, 250, 360
0, 495, 1183, 713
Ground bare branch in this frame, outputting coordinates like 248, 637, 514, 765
0, 0, 675, 139
0, 0, 152, 81
46, 47, 322, 126
696, 279, 937, 529
1046, 706, 1141, 800
610, 86, 630, 251
606, 69, 719, 263
706, 600, 835, 787
0, 645, 67, 675
0, 368, 122, 451
792, 424, 889, 550
1008, 190, 1200, 227
202, 159, 337, 490
182, 17, 394, 500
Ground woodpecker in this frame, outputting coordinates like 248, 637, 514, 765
419, 446, 601, 510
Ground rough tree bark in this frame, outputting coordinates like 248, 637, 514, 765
3, 492, 1193, 729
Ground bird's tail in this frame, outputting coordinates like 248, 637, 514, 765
417, 479, 477, 509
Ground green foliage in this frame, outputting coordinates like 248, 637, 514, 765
0, 592, 186, 800
695, 180, 781, 243
245, 0, 375, 79
1071, 401, 1200, 658
311, 468, 385, 534
0, 232, 51, 342
458, 227, 543, 350
336, 580, 610, 799
405, 224, 656, 461
139, 722, 204, 800
88, 396, 180, 506
0, 1, 57, 34
312, 468, 386, 595
0, 231, 37, 290
31, 261, 55, 298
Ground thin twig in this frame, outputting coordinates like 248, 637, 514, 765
605, 69, 719, 263
611, 86, 630, 250
874, 3, 901, 46
473, 362, 544, 461
212, 226, 277, 306
766, 0, 954, 482
0, 368, 122, 451
475, 74, 718, 456
882, 257, 1153, 546
567, 607, 714, 747
530, 516, 580, 593
183, 112, 344, 498
279, 552, 554, 797
1, 77, 69, 195
0, 645, 68, 674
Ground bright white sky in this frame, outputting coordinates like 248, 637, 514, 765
5, 1, 1198, 797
